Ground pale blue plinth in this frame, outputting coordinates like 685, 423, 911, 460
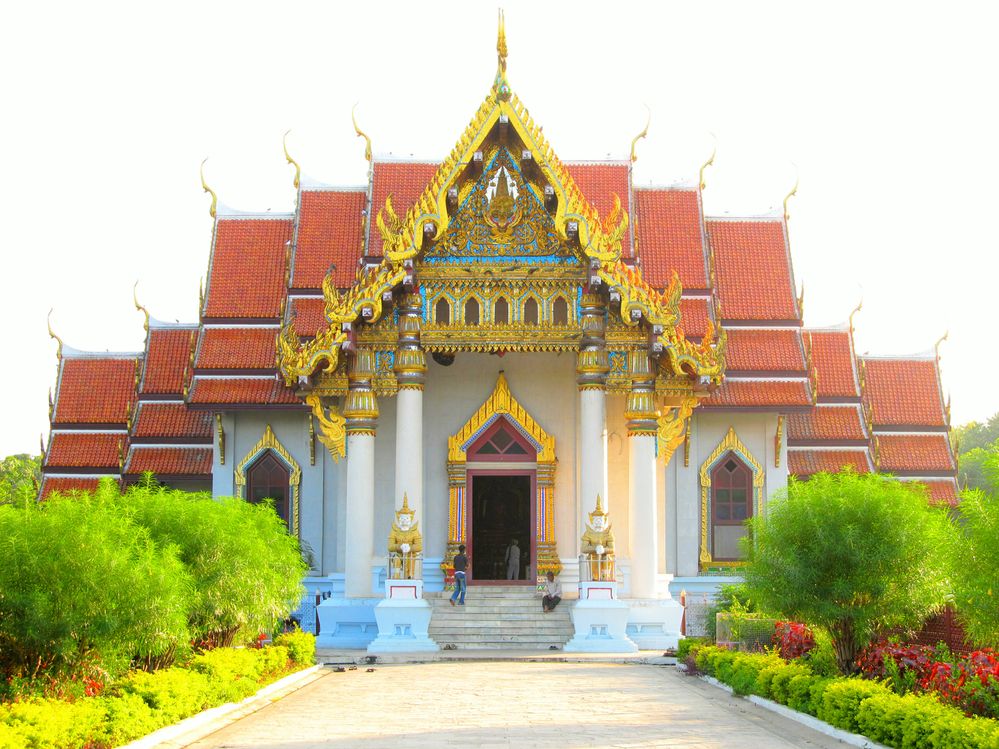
315, 598, 379, 649
367, 598, 439, 653
563, 598, 638, 653
626, 598, 684, 650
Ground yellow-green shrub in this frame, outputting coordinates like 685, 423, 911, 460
274, 630, 316, 666
769, 661, 812, 705
817, 678, 893, 732
856, 691, 999, 749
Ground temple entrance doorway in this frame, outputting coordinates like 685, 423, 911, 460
467, 473, 534, 583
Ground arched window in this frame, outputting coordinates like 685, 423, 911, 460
247, 451, 290, 526
435, 297, 450, 324
464, 297, 480, 325
552, 296, 569, 325
711, 453, 752, 561
523, 297, 539, 325
494, 297, 509, 324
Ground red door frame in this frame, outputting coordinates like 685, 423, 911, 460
465, 467, 537, 586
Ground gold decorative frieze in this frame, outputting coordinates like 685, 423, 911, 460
305, 393, 346, 462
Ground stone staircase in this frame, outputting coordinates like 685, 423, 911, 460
428, 584, 573, 650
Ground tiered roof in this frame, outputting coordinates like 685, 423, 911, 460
40, 23, 958, 502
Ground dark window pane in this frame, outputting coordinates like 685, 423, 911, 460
523, 297, 539, 325
725, 459, 738, 473
731, 488, 747, 505
716, 504, 730, 521
494, 297, 509, 324
505, 442, 528, 455
435, 298, 450, 324
552, 297, 569, 325
492, 428, 513, 450
477, 442, 499, 454
465, 298, 480, 325
732, 505, 748, 521
716, 488, 730, 505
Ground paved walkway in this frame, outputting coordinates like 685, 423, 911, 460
186, 662, 845, 748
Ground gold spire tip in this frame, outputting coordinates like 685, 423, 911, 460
133, 281, 150, 333
699, 136, 717, 191
497, 9, 507, 69
351, 104, 372, 163
200, 158, 218, 218
47, 308, 64, 360
849, 298, 863, 333
783, 171, 799, 222
630, 105, 651, 163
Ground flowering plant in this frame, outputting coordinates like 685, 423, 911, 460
920, 649, 999, 719
772, 621, 815, 660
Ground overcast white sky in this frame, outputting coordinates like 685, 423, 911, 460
2, 1, 997, 458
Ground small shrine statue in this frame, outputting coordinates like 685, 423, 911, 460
388, 493, 422, 579
580, 495, 615, 581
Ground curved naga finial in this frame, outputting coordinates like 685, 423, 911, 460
699, 134, 717, 191
934, 331, 949, 362
630, 105, 651, 163
200, 158, 217, 218
497, 8, 508, 73
47, 308, 64, 360
133, 281, 150, 332
783, 169, 799, 222
848, 298, 863, 334
283, 130, 301, 188
351, 104, 372, 163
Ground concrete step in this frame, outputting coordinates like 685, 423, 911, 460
431, 623, 572, 634
429, 606, 562, 615
430, 611, 570, 621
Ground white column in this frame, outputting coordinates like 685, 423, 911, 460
394, 387, 423, 518
579, 388, 607, 518
629, 433, 658, 598
344, 432, 375, 597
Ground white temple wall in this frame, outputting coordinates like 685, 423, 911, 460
421, 352, 578, 565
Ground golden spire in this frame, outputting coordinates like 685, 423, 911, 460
494, 9, 511, 100
699, 136, 717, 191
200, 158, 217, 218
351, 104, 372, 163
934, 331, 948, 362
400, 492, 412, 514
630, 106, 651, 163
47, 309, 64, 361
783, 173, 799, 222
133, 281, 150, 333
849, 298, 863, 334
283, 130, 301, 188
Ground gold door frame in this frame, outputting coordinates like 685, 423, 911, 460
444, 372, 560, 580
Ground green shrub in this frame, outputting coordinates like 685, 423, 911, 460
801, 630, 840, 676
817, 678, 892, 732
675, 637, 710, 661
121, 667, 213, 724
100, 692, 163, 747
122, 485, 308, 648
729, 653, 782, 696
704, 584, 757, 640
0, 486, 192, 682
786, 674, 832, 716
769, 661, 813, 705
0, 696, 107, 749
855, 691, 999, 749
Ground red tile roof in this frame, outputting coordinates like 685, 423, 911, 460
807, 330, 859, 399
40, 476, 102, 499
127, 447, 212, 476
289, 297, 325, 337
789, 449, 871, 476
368, 162, 438, 256
294, 190, 367, 289
862, 358, 946, 427
920, 480, 960, 507
188, 378, 299, 406
678, 297, 710, 339
53, 358, 137, 425
877, 434, 954, 473
724, 328, 805, 372
204, 219, 293, 319
707, 219, 798, 320
565, 163, 633, 257
47, 432, 123, 469
634, 188, 706, 288
133, 403, 212, 440
787, 406, 866, 442
700, 379, 812, 409
141, 328, 195, 396
196, 327, 278, 370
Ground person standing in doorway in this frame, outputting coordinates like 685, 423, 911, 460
505, 538, 521, 580
450, 544, 468, 606
542, 571, 562, 612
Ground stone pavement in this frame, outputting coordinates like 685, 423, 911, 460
185, 661, 846, 748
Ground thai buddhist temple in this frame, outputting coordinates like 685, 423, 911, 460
39, 16, 958, 650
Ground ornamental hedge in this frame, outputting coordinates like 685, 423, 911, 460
692, 645, 999, 749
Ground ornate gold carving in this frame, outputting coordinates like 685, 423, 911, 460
699, 140, 716, 191
234, 425, 302, 537
935, 331, 948, 362
308, 413, 315, 466
657, 396, 697, 461
305, 393, 346, 462
630, 106, 650, 163
388, 493, 423, 579
699, 427, 764, 568
775, 415, 784, 468
783, 176, 799, 223
581, 495, 615, 581
47, 309, 63, 361
849, 299, 863, 334
352, 105, 373, 163
215, 413, 225, 465
133, 282, 149, 333
683, 416, 692, 467
283, 130, 301, 189
199, 158, 217, 219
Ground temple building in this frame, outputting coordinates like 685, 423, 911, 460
40, 19, 958, 647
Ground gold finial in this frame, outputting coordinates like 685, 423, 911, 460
630, 105, 651, 163
699, 136, 717, 191
849, 298, 863, 334
592, 494, 607, 517
351, 105, 372, 163
283, 130, 301, 189
400, 492, 412, 514
935, 331, 948, 362
40, 433, 47, 462
200, 158, 217, 218
783, 173, 799, 222
497, 9, 508, 72
133, 281, 150, 333
47, 309, 64, 361
797, 281, 805, 317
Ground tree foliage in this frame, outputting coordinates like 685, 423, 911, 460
120, 483, 307, 648
0, 454, 41, 506
952, 449, 999, 647
953, 411, 999, 491
0, 484, 192, 680
743, 471, 955, 675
